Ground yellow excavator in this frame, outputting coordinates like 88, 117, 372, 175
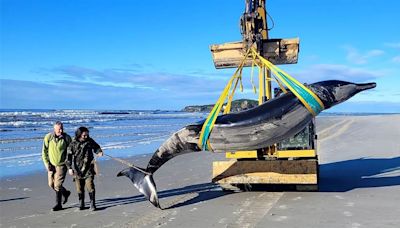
210, 0, 319, 191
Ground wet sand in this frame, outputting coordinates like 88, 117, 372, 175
1, 115, 399, 228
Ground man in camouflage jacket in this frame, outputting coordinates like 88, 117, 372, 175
66, 126, 103, 210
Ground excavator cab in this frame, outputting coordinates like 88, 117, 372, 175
274, 87, 317, 152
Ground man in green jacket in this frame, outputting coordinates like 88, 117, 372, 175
42, 121, 72, 211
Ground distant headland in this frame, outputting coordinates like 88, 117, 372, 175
182, 99, 258, 113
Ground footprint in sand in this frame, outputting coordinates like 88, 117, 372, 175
343, 211, 353, 217
218, 218, 227, 224
233, 208, 244, 215
242, 200, 252, 207
273, 215, 288, 222
346, 202, 355, 207
258, 193, 266, 197
103, 222, 115, 227
278, 205, 287, 209
292, 196, 302, 201
154, 222, 167, 228
335, 195, 344, 200
15, 214, 38, 220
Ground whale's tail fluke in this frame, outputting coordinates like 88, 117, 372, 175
117, 167, 160, 208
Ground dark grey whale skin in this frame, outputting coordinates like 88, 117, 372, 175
117, 80, 376, 208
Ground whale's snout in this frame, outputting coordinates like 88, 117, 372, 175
310, 80, 377, 109
356, 82, 376, 92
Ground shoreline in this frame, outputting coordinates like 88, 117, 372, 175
1, 115, 399, 227
0, 151, 156, 180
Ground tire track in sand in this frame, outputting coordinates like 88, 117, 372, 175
122, 192, 199, 228
318, 119, 354, 142
225, 192, 283, 228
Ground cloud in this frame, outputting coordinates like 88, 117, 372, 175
384, 42, 400, 49
343, 46, 384, 65
392, 56, 400, 63
48, 65, 229, 96
48, 63, 384, 99
0, 76, 227, 110
53, 65, 103, 80
5, 58, 392, 110
293, 64, 384, 83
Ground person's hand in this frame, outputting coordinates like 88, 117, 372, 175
97, 151, 104, 157
68, 169, 74, 176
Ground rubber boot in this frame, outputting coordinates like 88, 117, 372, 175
89, 191, 96, 211
52, 191, 63, 211
78, 193, 85, 210
61, 187, 71, 204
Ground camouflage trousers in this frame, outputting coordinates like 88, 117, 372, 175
75, 176, 95, 193
48, 165, 67, 192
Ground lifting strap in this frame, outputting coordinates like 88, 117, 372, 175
251, 48, 325, 115
198, 48, 252, 151
198, 47, 324, 151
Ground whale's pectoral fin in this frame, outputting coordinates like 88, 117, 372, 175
117, 167, 161, 208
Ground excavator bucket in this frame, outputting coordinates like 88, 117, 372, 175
210, 38, 300, 69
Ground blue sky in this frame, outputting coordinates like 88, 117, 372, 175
1, 0, 399, 112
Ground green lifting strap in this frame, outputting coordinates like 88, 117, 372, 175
252, 48, 325, 116
198, 48, 252, 151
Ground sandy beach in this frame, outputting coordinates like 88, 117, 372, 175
1, 115, 399, 228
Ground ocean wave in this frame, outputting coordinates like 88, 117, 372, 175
0, 118, 120, 127
101, 134, 169, 149
92, 123, 184, 130
0, 115, 202, 128
94, 131, 168, 139
0, 146, 40, 152
0, 137, 43, 144
0, 153, 41, 161
0, 130, 169, 144
0, 120, 53, 127
0, 132, 171, 154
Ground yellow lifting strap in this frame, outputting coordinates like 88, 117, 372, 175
251, 48, 325, 116
198, 48, 252, 151
198, 47, 325, 151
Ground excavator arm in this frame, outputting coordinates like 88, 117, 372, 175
210, 0, 299, 69
240, 0, 268, 50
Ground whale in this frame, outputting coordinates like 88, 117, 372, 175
117, 80, 376, 208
